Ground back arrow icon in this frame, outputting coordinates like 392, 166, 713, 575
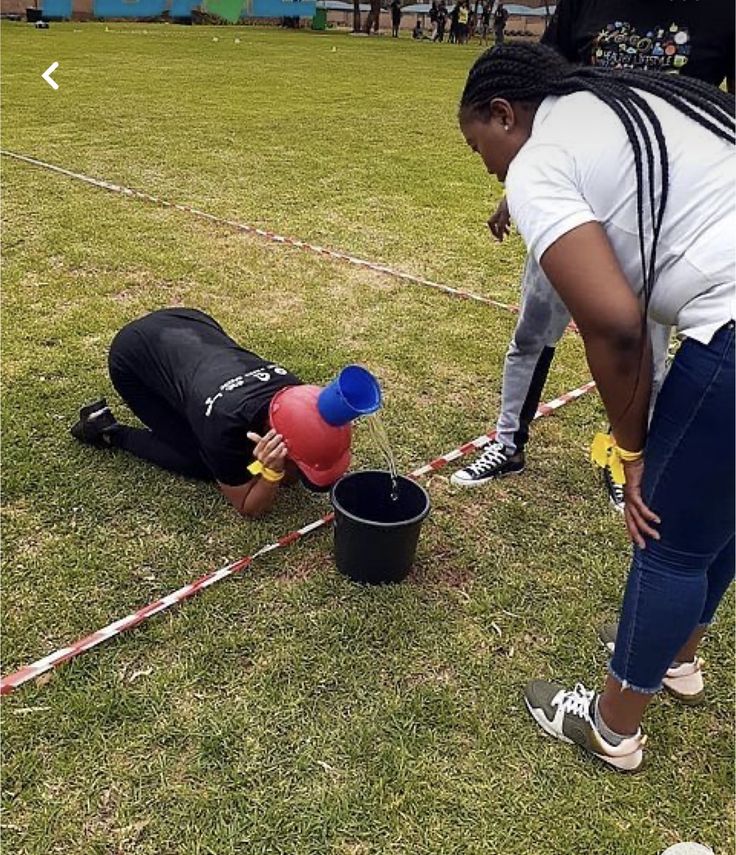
42, 62, 59, 90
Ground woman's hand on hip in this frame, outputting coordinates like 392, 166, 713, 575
623, 457, 661, 549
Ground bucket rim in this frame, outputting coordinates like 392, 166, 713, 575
330, 469, 431, 529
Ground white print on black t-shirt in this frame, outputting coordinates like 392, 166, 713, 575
203, 363, 289, 417
593, 21, 692, 73
204, 393, 223, 417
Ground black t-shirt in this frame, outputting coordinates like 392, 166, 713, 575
120, 309, 302, 486
541, 0, 735, 87
494, 7, 508, 29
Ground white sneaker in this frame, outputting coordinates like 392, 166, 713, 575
597, 622, 705, 705
662, 658, 705, 705
661, 845, 714, 855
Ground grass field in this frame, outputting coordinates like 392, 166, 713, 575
2, 22, 733, 855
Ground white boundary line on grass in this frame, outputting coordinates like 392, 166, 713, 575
1, 149, 578, 332
0, 379, 596, 697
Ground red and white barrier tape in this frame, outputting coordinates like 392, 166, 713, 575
0, 379, 596, 697
410, 380, 597, 477
1, 149, 539, 321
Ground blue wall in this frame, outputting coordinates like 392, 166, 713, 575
250, 0, 315, 15
93, 0, 168, 16
42, 0, 73, 16
169, 0, 196, 14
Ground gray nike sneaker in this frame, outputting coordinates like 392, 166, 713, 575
524, 679, 646, 772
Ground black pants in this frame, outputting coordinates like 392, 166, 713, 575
392, 18, 400, 36
107, 325, 213, 481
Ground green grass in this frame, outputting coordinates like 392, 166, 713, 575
2, 22, 733, 855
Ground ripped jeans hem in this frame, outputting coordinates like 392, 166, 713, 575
607, 663, 662, 695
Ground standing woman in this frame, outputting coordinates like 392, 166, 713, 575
451, 0, 734, 504
478, 0, 491, 45
459, 44, 734, 771
448, 2, 459, 44
434, 0, 447, 42
457, 0, 469, 43
429, 0, 438, 41
390, 0, 402, 37
492, 1, 507, 45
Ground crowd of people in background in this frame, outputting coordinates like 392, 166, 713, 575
389, 0, 509, 44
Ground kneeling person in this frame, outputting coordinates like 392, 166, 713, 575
71, 308, 352, 517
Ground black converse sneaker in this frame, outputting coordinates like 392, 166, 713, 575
450, 439, 524, 487
602, 463, 625, 513
70, 398, 118, 447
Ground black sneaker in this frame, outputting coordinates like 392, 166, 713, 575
450, 439, 524, 487
602, 463, 625, 514
70, 398, 118, 447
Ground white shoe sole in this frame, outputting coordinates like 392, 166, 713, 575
525, 698, 644, 772
662, 684, 705, 705
450, 466, 525, 488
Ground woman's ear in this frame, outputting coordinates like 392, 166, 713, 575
489, 97, 515, 131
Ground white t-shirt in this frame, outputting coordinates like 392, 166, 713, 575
505, 91, 735, 344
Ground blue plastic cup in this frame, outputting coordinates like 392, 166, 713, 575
318, 365, 382, 426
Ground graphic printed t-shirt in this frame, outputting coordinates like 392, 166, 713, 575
542, 0, 734, 86
505, 92, 735, 343
121, 309, 302, 486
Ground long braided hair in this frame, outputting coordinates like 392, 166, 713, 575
459, 43, 735, 315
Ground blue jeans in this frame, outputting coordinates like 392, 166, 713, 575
610, 323, 735, 694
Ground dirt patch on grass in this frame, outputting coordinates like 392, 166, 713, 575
273, 551, 329, 585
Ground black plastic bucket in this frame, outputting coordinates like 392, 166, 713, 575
331, 470, 431, 584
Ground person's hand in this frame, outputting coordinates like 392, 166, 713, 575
487, 196, 510, 242
247, 429, 287, 473
622, 457, 660, 549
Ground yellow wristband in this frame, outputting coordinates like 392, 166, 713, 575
247, 460, 285, 483
617, 445, 644, 462
590, 433, 643, 485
